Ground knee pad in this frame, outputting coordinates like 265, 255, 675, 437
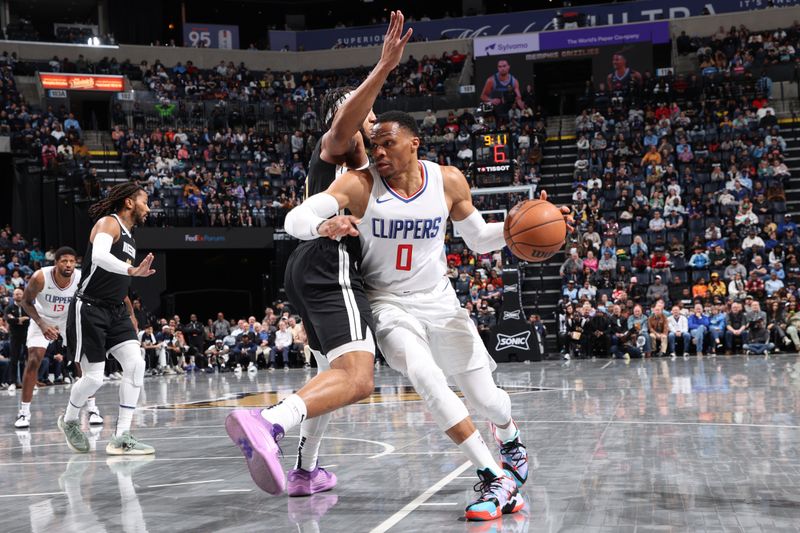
81, 360, 106, 388
112, 341, 146, 387
406, 364, 469, 430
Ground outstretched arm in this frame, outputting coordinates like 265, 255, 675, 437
284, 170, 372, 240
321, 10, 412, 159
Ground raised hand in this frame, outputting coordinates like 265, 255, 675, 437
128, 253, 156, 277
539, 189, 575, 233
379, 10, 414, 72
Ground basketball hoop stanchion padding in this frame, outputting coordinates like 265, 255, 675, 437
489, 266, 541, 362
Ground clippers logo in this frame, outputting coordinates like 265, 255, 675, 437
503, 310, 521, 320
495, 331, 530, 351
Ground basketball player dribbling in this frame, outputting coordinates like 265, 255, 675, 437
58, 182, 156, 455
224, 10, 413, 497
285, 111, 571, 520
15, 247, 104, 429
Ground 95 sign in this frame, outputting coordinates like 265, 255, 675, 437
183, 22, 240, 50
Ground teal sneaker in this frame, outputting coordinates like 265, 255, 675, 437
106, 432, 155, 455
58, 414, 89, 454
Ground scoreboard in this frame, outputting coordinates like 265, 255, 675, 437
473, 131, 514, 186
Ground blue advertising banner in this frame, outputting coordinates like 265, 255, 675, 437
183, 22, 240, 49
269, 0, 799, 51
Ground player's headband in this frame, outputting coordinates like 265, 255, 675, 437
325, 91, 354, 125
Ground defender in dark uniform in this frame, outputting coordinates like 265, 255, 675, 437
58, 182, 157, 456
225, 10, 412, 498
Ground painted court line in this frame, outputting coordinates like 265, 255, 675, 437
0, 491, 66, 498
146, 478, 224, 489
370, 460, 472, 533
601, 360, 614, 369
219, 489, 252, 493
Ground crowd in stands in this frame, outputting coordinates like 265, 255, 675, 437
676, 22, 800, 73
555, 26, 799, 360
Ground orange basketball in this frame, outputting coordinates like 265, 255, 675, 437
504, 200, 567, 262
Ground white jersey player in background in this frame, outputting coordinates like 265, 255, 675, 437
285, 110, 571, 521
16, 247, 102, 428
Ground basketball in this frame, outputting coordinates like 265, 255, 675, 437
504, 200, 567, 262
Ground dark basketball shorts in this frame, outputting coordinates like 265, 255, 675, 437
66, 296, 138, 364
285, 237, 375, 361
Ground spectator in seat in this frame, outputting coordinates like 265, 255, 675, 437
725, 301, 748, 353
743, 318, 774, 355
598, 249, 617, 274
724, 256, 747, 281
646, 275, 669, 305
692, 277, 709, 301
627, 304, 650, 356
650, 247, 671, 280
745, 271, 766, 301
709, 303, 727, 354
648, 305, 669, 357
586, 307, 611, 357
269, 319, 292, 370
708, 272, 727, 299
232, 333, 258, 372
64, 112, 81, 136
206, 339, 230, 372
213, 312, 230, 339
689, 247, 709, 270
667, 305, 690, 357
785, 302, 800, 352
628, 276, 646, 305
687, 303, 710, 356
765, 271, 784, 297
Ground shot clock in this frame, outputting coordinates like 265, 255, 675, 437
473, 131, 515, 186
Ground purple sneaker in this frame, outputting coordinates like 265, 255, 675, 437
225, 409, 286, 495
286, 464, 337, 497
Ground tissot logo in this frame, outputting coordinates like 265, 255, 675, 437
503, 310, 521, 320
495, 331, 530, 351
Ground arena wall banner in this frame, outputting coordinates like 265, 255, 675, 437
134, 227, 273, 250
268, 0, 797, 50
183, 22, 240, 49
474, 22, 663, 99
38, 73, 125, 92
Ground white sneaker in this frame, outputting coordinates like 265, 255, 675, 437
88, 410, 104, 425
283, 365, 289, 372
113, 372, 123, 380
165, 367, 176, 375
247, 365, 257, 374
64, 376, 72, 384
670, 353, 676, 359
8, 383, 16, 392
14, 413, 30, 428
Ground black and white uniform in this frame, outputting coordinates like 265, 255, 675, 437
66, 214, 138, 363
284, 139, 375, 361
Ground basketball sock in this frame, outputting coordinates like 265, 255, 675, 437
65, 401, 83, 422
260, 393, 307, 432
116, 405, 135, 436
494, 419, 519, 443
294, 412, 332, 471
19, 401, 30, 417
458, 430, 504, 479
86, 397, 97, 412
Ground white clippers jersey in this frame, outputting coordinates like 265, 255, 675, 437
34, 266, 81, 323
358, 160, 448, 294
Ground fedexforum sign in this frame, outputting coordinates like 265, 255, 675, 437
268, 0, 798, 50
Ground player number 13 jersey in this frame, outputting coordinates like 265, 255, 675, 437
358, 160, 448, 294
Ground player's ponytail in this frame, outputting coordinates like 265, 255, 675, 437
88, 182, 144, 221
